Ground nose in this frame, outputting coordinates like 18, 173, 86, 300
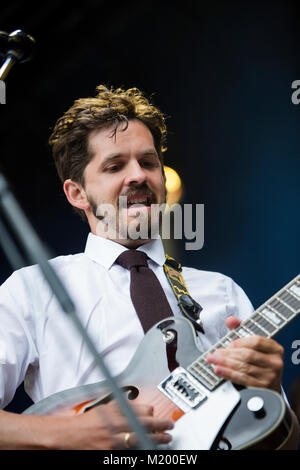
123, 160, 147, 187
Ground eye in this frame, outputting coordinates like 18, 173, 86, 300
107, 166, 119, 172
106, 163, 123, 172
140, 159, 158, 168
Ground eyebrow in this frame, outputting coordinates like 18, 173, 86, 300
101, 154, 122, 165
101, 149, 158, 166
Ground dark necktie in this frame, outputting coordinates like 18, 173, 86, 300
116, 249, 174, 333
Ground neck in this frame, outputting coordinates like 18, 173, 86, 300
110, 237, 153, 249
90, 226, 155, 249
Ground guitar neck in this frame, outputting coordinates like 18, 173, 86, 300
187, 274, 300, 391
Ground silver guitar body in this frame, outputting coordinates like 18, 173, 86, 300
23, 317, 292, 450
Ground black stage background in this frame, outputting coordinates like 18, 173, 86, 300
0, 0, 299, 420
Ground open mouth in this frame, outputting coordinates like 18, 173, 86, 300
126, 194, 154, 208
120, 194, 155, 217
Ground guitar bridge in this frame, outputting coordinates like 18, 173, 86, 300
158, 367, 207, 413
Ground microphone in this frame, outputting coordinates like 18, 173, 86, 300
0, 29, 36, 81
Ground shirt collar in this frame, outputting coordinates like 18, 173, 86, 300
84, 233, 166, 269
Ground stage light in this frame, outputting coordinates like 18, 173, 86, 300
164, 165, 183, 205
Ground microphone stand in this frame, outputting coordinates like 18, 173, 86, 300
0, 29, 35, 80
0, 55, 16, 80
0, 31, 156, 450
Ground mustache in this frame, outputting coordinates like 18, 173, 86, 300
118, 185, 157, 207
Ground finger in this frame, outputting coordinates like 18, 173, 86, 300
107, 400, 154, 417
131, 403, 154, 417
115, 430, 172, 449
207, 347, 281, 369
98, 410, 128, 434
130, 431, 173, 447
225, 316, 242, 330
152, 431, 173, 446
98, 401, 154, 433
228, 336, 284, 356
104, 413, 173, 436
210, 364, 270, 389
207, 350, 276, 375
141, 416, 174, 434
206, 349, 283, 390
112, 432, 133, 450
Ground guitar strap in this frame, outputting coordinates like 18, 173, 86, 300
163, 254, 205, 334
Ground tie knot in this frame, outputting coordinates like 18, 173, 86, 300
116, 249, 148, 271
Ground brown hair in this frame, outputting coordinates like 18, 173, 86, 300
49, 84, 167, 220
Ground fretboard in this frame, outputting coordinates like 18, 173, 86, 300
187, 273, 300, 391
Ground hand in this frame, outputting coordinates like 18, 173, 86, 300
69, 400, 174, 450
206, 316, 284, 393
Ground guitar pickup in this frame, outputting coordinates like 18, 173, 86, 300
158, 367, 207, 413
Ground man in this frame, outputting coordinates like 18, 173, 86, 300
0, 85, 298, 449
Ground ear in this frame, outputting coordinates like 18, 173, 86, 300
63, 179, 90, 211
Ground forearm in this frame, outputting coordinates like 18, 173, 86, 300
0, 409, 75, 449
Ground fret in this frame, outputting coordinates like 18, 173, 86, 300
198, 358, 219, 379
220, 338, 232, 347
279, 289, 300, 311
242, 318, 262, 336
226, 331, 240, 342
274, 296, 297, 314
187, 366, 215, 389
268, 298, 295, 319
260, 307, 286, 327
210, 342, 225, 351
217, 332, 238, 346
187, 370, 219, 391
205, 346, 220, 357
237, 321, 256, 337
289, 284, 300, 299
191, 359, 218, 384
255, 310, 278, 334
263, 303, 287, 322
247, 314, 270, 336
210, 327, 252, 349
188, 361, 221, 391
259, 308, 281, 328
236, 325, 253, 337
205, 362, 217, 375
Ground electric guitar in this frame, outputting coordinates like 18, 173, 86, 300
23, 274, 300, 450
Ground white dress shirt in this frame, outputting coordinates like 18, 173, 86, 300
0, 233, 254, 409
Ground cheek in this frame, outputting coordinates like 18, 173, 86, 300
151, 171, 166, 189
88, 178, 123, 204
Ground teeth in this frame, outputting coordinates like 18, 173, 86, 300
127, 196, 150, 205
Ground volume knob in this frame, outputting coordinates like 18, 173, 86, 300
247, 396, 266, 418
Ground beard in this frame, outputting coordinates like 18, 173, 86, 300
87, 184, 166, 242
